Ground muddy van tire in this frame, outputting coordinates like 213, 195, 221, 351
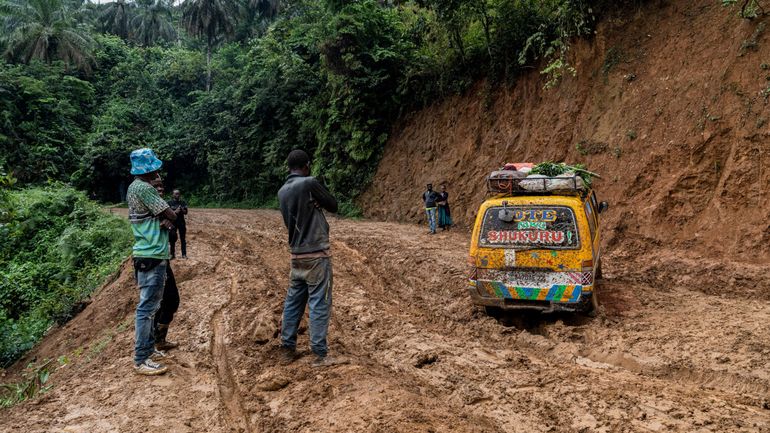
576, 291, 598, 316
485, 306, 504, 318
584, 292, 599, 317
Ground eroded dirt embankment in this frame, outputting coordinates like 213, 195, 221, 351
2, 209, 770, 432
361, 0, 770, 269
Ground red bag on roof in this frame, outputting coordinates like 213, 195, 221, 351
502, 162, 534, 171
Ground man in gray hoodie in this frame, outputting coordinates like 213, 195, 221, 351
277, 149, 345, 367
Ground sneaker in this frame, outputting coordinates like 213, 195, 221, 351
135, 358, 168, 375
181, 254, 187, 259
311, 355, 349, 368
149, 349, 167, 361
278, 346, 300, 365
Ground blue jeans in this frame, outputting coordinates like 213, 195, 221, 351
425, 207, 437, 233
134, 260, 167, 364
281, 257, 333, 357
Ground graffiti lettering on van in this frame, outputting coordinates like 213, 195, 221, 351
517, 221, 547, 230
487, 230, 566, 244
512, 209, 557, 222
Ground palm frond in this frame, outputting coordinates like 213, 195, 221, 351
130, 0, 176, 46
181, 0, 237, 43
0, 0, 93, 71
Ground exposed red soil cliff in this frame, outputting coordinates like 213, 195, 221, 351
361, 0, 770, 266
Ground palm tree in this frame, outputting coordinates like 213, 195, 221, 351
0, 0, 94, 71
182, 0, 238, 91
99, 0, 134, 40
250, 0, 278, 20
131, 0, 176, 47
241, 0, 278, 37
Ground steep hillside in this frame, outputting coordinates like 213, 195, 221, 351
362, 0, 770, 267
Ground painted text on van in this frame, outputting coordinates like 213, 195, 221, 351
487, 230, 565, 244
511, 209, 557, 222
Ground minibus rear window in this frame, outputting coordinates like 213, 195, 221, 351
479, 205, 580, 250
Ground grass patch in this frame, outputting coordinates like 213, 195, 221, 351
0, 359, 55, 408
739, 22, 765, 56
601, 47, 625, 81
576, 139, 609, 156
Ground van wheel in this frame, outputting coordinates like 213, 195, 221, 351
485, 306, 518, 326
582, 292, 599, 317
485, 306, 504, 318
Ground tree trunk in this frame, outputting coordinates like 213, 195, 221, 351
176, 16, 182, 47
451, 27, 466, 65
206, 39, 212, 92
478, 3, 493, 63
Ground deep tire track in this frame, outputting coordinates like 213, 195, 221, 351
209, 262, 254, 433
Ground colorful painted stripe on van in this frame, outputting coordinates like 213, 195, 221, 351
471, 280, 584, 303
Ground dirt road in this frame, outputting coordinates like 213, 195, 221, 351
2, 209, 770, 432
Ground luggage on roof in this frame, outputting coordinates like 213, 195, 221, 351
486, 162, 590, 194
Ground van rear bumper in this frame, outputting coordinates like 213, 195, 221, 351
468, 279, 593, 312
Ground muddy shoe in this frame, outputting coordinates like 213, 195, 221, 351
155, 324, 178, 351
156, 340, 178, 351
311, 355, 349, 368
149, 349, 167, 361
135, 358, 168, 376
278, 346, 300, 365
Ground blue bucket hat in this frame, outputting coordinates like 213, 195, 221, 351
130, 148, 163, 175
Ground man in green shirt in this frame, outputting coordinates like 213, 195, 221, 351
127, 148, 177, 375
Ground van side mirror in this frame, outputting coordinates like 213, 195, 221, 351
598, 201, 609, 213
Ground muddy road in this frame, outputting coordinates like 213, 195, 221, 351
2, 209, 769, 433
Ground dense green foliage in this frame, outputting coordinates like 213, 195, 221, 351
0, 184, 132, 366
1, 0, 607, 206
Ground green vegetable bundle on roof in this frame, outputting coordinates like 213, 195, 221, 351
530, 162, 601, 187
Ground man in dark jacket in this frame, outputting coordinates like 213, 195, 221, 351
277, 149, 345, 368
167, 189, 188, 259
151, 180, 180, 352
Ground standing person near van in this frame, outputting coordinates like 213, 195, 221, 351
277, 149, 346, 368
127, 148, 177, 375
437, 184, 452, 231
423, 184, 438, 234
167, 189, 188, 259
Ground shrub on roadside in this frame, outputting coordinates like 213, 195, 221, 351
0, 185, 132, 366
